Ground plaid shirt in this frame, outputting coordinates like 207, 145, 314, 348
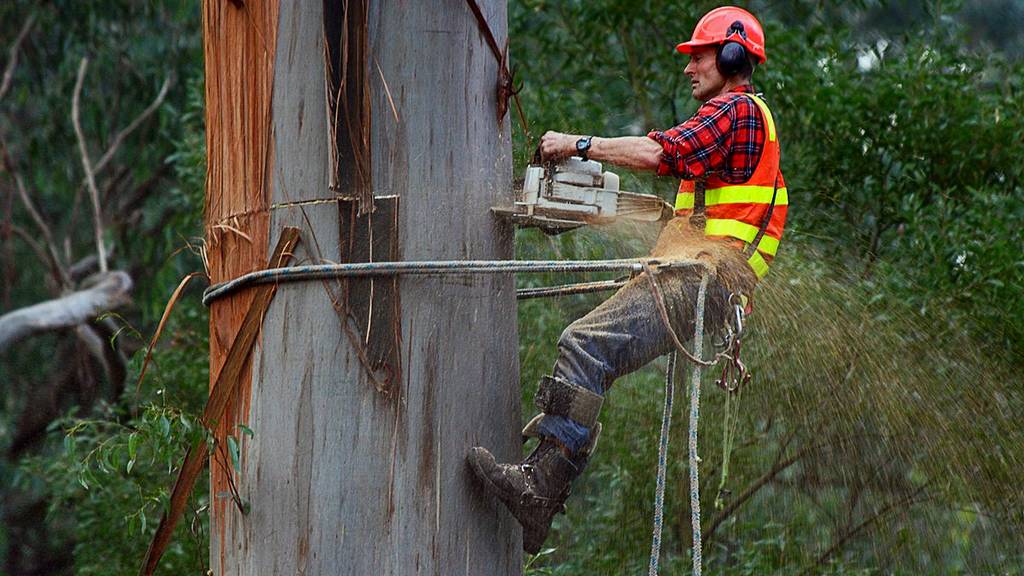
647, 85, 765, 183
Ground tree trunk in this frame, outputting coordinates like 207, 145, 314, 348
203, 1, 520, 574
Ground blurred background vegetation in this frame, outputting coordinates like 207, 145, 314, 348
1, 1, 1022, 574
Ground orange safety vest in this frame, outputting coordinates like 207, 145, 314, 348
673, 93, 787, 279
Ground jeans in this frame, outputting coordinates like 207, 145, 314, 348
536, 266, 733, 454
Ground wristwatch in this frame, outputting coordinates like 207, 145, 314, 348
576, 136, 593, 161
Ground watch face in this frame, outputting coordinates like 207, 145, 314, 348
576, 138, 590, 153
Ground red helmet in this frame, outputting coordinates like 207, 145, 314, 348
676, 6, 767, 63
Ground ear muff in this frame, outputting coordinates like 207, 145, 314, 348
716, 20, 749, 77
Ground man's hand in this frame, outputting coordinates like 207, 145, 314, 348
539, 131, 579, 161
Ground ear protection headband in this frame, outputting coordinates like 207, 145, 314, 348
717, 20, 749, 77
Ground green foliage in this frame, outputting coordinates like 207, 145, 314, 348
14, 295, 211, 575
1, 1, 206, 571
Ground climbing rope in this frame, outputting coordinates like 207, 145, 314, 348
648, 271, 710, 576
648, 351, 676, 576
687, 273, 710, 576
201, 257, 706, 306
715, 383, 742, 510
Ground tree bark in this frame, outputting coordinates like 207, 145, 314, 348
205, 1, 519, 574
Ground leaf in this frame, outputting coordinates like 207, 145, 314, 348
128, 432, 139, 461
237, 424, 254, 438
159, 415, 171, 438
227, 436, 241, 472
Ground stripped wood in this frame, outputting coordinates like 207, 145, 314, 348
139, 228, 300, 576
200, 0, 280, 558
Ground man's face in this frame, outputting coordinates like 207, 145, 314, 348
684, 46, 726, 102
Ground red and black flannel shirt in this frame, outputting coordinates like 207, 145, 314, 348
647, 85, 765, 184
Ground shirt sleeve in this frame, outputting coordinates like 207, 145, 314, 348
646, 94, 762, 182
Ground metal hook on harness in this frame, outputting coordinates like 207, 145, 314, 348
715, 293, 751, 393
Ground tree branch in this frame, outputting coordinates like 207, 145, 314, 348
0, 13, 35, 103
71, 57, 108, 273
89, 315, 129, 398
6, 340, 82, 459
802, 483, 931, 575
3, 143, 71, 286
702, 442, 813, 546
0, 271, 132, 352
9, 224, 52, 277
93, 75, 172, 177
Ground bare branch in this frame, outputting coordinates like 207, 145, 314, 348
0, 271, 132, 351
75, 323, 114, 396
71, 57, 108, 273
93, 75, 172, 176
77, 317, 128, 399
802, 484, 931, 575
3, 142, 70, 286
702, 444, 811, 546
9, 224, 51, 274
0, 13, 35, 102
68, 253, 100, 282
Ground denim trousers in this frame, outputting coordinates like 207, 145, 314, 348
536, 266, 733, 454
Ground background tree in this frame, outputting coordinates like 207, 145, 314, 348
0, 2, 204, 574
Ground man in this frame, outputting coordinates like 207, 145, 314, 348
468, 6, 788, 553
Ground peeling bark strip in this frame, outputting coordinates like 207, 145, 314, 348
323, 0, 372, 212
337, 196, 402, 393
0, 271, 132, 351
139, 228, 301, 576
201, 0, 279, 557
323, 0, 396, 393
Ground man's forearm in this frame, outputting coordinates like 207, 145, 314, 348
589, 136, 663, 172
539, 131, 663, 172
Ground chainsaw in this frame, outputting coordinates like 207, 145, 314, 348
493, 156, 673, 234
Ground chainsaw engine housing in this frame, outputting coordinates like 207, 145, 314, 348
495, 157, 672, 233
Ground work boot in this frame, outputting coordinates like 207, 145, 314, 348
467, 439, 584, 553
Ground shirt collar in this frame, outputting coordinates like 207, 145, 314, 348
730, 84, 756, 94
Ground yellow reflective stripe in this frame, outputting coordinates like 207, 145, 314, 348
756, 234, 779, 256
673, 187, 787, 211
747, 250, 769, 278
706, 186, 788, 206
705, 218, 780, 256
675, 192, 694, 210
746, 93, 776, 142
